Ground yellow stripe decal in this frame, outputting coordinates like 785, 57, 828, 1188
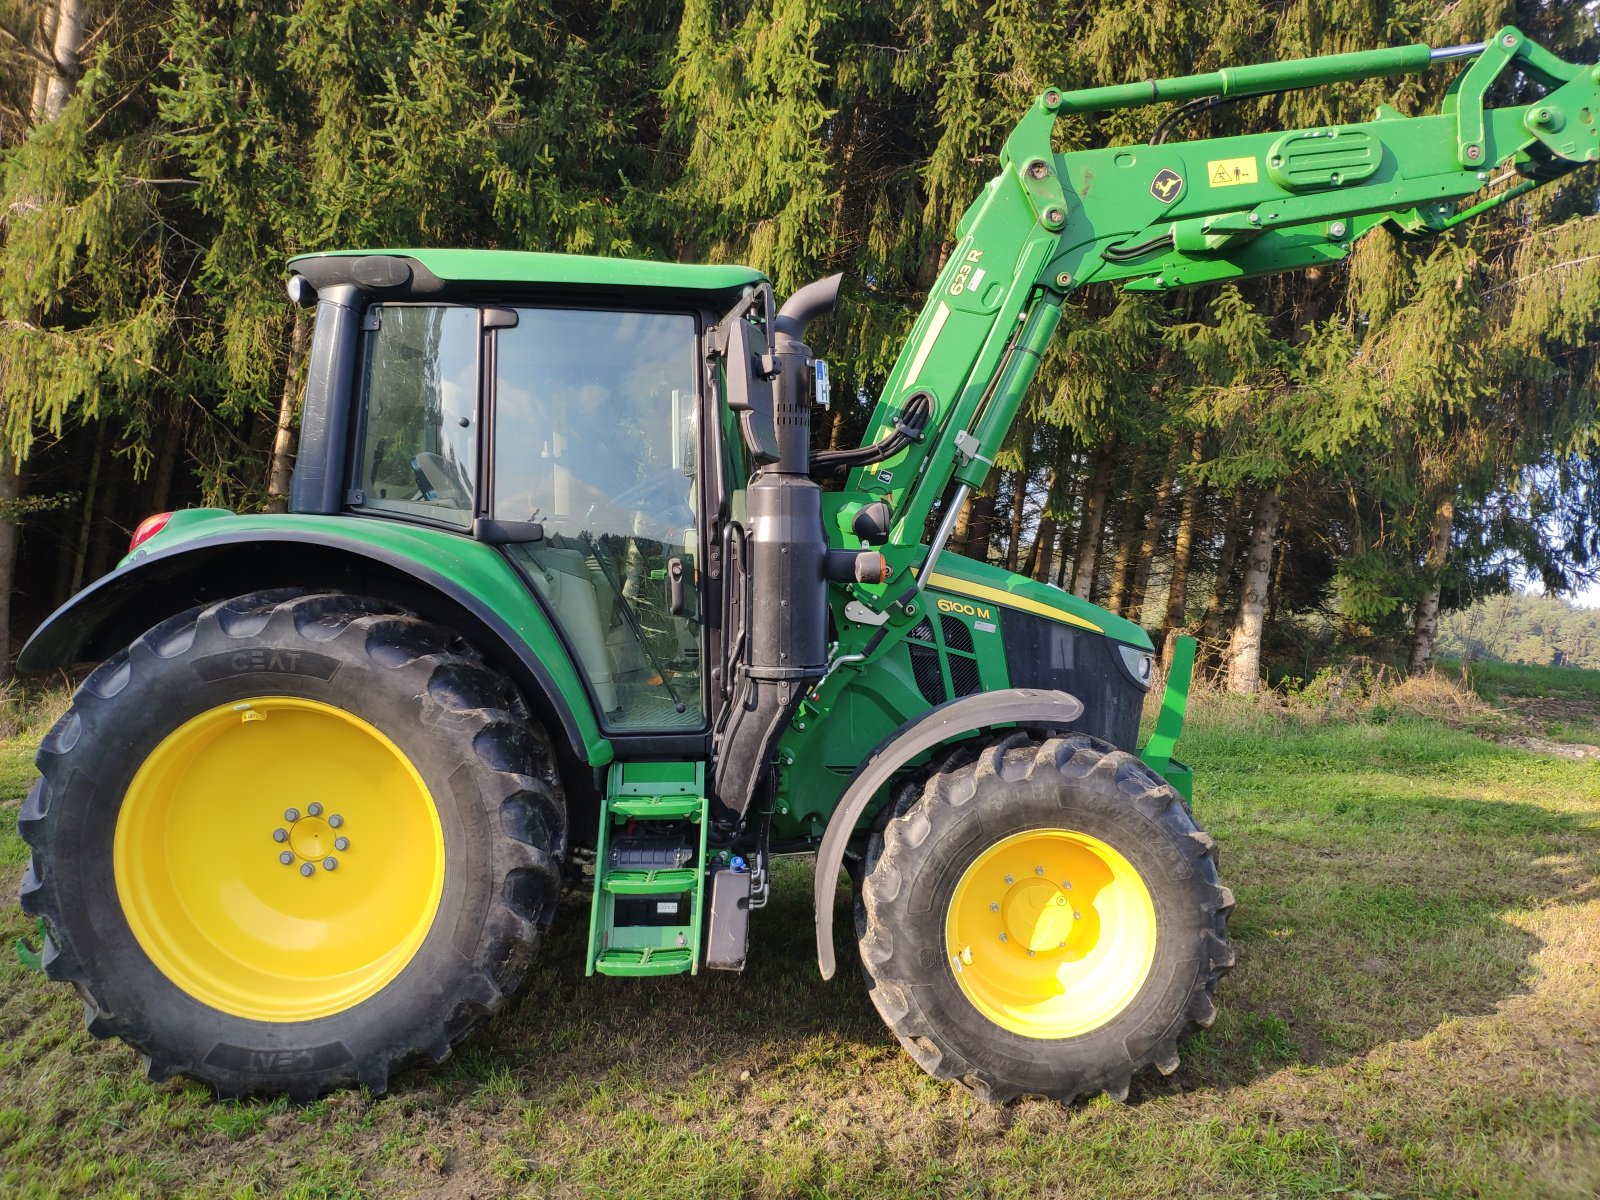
925, 572, 1103, 633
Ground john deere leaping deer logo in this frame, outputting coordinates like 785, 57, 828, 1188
1150, 168, 1184, 203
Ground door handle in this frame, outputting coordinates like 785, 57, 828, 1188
667, 557, 686, 615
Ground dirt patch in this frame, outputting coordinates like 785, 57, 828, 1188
1500, 734, 1600, 759
1495, 694, 1600, 757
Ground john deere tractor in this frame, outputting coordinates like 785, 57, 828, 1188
16, 29, 1598, 1102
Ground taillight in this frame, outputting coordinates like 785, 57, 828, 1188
129, 512, 174, 553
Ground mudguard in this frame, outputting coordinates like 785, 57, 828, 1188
17, 517, 610, 767
812, 687, 1085, 979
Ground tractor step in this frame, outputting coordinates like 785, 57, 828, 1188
609, 795, 702, 820
594, 947, 696, 977
585, 761, 709, 978
602, 868, 700, 895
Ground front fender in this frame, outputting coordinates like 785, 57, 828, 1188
811, 687, 1085, 980
18, 513, 611, 767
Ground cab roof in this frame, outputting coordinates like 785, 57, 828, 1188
288, 249, 768, 304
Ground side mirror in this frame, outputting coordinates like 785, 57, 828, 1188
722, 318, 779, 465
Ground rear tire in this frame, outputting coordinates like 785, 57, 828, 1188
859, 732, 1233, 1104
18, 590, 565, 1100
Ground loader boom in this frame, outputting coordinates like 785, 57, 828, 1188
841, 26, 1600, 557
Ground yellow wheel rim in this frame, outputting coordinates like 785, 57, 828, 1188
114, 697, 446, 1022
945, 828, 1157, 1039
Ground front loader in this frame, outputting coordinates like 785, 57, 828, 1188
16, 28, 1599, 1103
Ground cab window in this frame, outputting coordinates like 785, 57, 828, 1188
351, 305, 478, 527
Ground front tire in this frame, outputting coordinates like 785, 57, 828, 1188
859, 732, 1233, 1103
18, 590, 565, 1100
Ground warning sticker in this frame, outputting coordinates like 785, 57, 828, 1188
1208, 157, 1259, 187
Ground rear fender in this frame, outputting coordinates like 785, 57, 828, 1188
17, 526, 610, 770
811, 687, 1085, 980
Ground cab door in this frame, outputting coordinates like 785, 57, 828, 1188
483, 306, 706, 733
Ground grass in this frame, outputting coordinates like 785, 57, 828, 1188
1453, 658, 1600, 703
1, 679, 1598, 1198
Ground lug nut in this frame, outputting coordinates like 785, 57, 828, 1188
1027, 949, 1036, 957
323, 857, 338, 871
334, 837, 350, 851
990, 902, 999, 912
272, 829, 288, 843
1073, 911, 1082, 920
284, 808, 300, 822
300, 863, 315, 877
307, 802, 323, 817
328, 814, 344, 828
1034, 866, 1045, 876
999, 933, 1008, 943
1004, 874, 1014, 885
279, 851, 294, 865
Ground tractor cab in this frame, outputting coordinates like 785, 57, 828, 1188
286, 250, 766, 733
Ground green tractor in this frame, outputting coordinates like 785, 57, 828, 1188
16, 29, 1598, 1102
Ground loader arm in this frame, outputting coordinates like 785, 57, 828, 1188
842, 26, 1600, 555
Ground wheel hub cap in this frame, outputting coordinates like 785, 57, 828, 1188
945, 828, 1157, 1040
287, 815, 335, 863
1000, 879, 1074, 953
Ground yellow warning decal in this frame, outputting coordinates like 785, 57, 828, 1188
1208, 157, 1258, 187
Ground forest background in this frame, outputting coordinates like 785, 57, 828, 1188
1, 0, 1598, 693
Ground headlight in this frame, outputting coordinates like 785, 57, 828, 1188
1118, 644, 1155, 690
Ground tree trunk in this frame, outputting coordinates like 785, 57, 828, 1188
1003, 469, 1027, 572
1227, 486, 1281, 695
265, 315, 309, 512
1025, 512, 1054, 581
950, 492, 974, 552
69, 421, 106, 596
87, 442, 125, 582
959, 492, 996, 561
1266, 515, 1290, 627
0, 454, 22, 681
826, 405, 848, 451
1104, 499, 1140, 615
1163, 433, 1205, 643
1, 0, 89, 676
1105, 464, 1150, 616
1048, 455, 1082, 588
28, 4, 59, 122
42, 0, 84, 122
1198, 489, 1248, 642
1127, 445, 1182, 624
1023, 468, 1060, 582
146, 413, 185, 516
1070, 444, 1114, 599
1407, 495, 1456, 676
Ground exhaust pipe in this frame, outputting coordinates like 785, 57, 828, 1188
712, 273, 842, 818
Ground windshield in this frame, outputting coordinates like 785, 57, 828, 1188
492, 308, 702, 731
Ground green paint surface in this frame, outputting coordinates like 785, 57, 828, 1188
129, 510, 613, 766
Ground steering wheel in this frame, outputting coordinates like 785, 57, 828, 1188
583, 465, 692, 534
608, 465, 688, 512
